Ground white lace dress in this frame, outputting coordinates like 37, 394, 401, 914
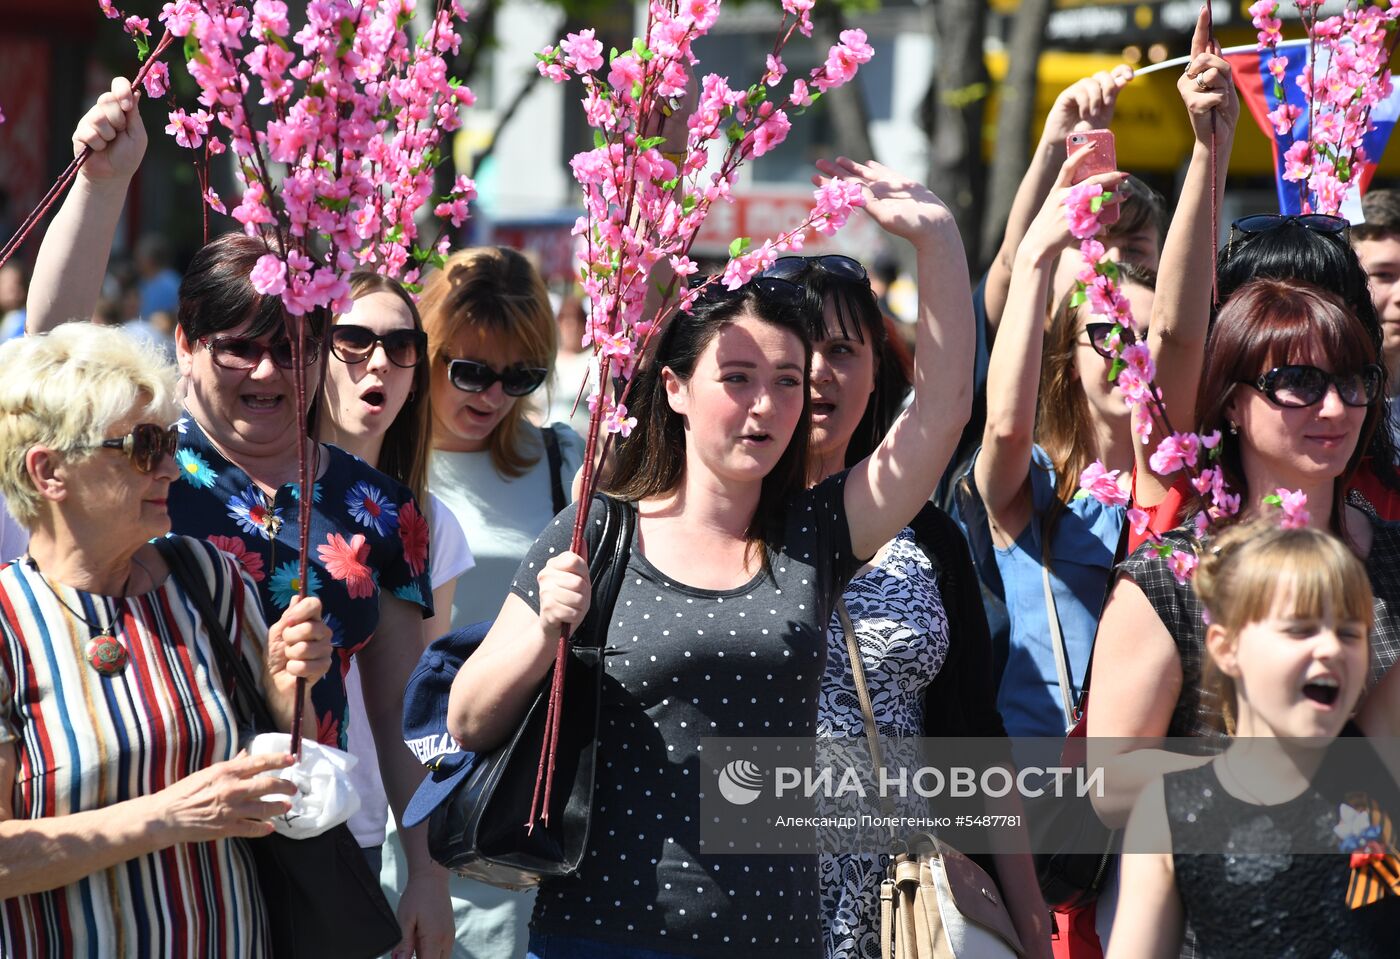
816, 525, 951, 959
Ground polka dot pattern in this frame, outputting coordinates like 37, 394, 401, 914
508, 474, 859, 953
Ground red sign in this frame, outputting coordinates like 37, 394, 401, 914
690, 189, 883, 257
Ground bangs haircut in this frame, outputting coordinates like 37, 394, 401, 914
419, 247, 558, 478
1196, 279, 1382, 534
1108, 175, 1168, 250
1194, 521, 1373, 734
0, 323, 179, 525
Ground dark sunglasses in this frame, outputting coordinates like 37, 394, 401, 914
1244, 363, 1383, 409
81, 423, 181, 473
201, 334, 322, 371
330, 325, 427, 368
1226, 213, 1349, 260
443, 357, 548, 396
760, 255, 869, 285
689, 274, 806, 309
1082, 322, 1120, 359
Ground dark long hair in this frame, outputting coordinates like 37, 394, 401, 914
606, 285, 813, 564
1217, 220, 1399, 492
1196, 278, 1382, 535
786, 261, 913, 468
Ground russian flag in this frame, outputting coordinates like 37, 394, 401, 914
1227, 38, 1400, 221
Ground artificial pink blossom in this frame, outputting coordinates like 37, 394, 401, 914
250, 254, 287, 296
1167, 550, 1199, 585
1065, 182, 1106, 239
1267, 102, 1301, 135
1275, 488, 1310, 529
1149, 432, 1201, 476
142, 61, 171, 99
562, 29, 604, 73
165, 108, 210, 149
1078, 460, 1129, 508
1126, 507, 1151, 538
124, 15, 150, 37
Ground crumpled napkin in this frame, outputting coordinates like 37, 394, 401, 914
249, 733, 362, 839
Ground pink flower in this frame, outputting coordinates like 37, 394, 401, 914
250, 254, 287, 296
1167, 550, 1199, 585
160, 0, 200, 35
1267, 102, 1300, 135
764, 54, 788, 87
750, 109, 791, 157
208, 535, 266, 582
1268, 54, 1289, 85
397, 501, 430, 578
1064, 182, 1105, 239
252, 0, 290, 36
1283, 140, 1312, 182
165, 108, 210, 149
1078, 460, 1129, 508
810, 179, 865, 236
142, 61, 170, 99
99, 0, 119, 18
204, 188, 226, 215
317, 533, 375, 599
1149, 432, 1201, 476
562, 29, 604, 73
1126, 507, 1151, 537
789, 79, 813, 108
124, 15, 151, 37
1275, 488, 1310, 529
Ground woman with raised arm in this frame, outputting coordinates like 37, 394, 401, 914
24, 80, 454, 959
430, 160, 975, 959
767, 253, 1052, 957
958, 142, 1154, 740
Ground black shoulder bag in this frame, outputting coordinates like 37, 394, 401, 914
427, 493, 635, 889
155, 537, 403, 959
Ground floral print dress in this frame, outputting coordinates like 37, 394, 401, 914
168, 414, 433, 749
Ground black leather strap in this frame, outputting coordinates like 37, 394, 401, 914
543, 426, 567, 517
154, 537, 277, 732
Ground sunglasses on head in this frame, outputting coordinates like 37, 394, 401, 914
1244, 363, 1383, 409
1226, 213, 1349, 261
689, 274, 806, 309
81, 423, 181, 474
760, 255, 869, 285
201, 334, 322, 371
330, 324, 427, 368
443, 357, 549, 396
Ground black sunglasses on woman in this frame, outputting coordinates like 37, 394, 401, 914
78, 423, 181, 473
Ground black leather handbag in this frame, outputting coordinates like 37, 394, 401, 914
156, 537, 403, 959
427, 494, 635, 889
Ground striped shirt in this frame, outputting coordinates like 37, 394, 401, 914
0, 537, 271, 957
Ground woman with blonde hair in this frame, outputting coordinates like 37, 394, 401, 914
0, 323, 333, 956
383, 246, 583, 958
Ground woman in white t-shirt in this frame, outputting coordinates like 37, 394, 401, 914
395, 247, 582, 958
311, 271, 471, 955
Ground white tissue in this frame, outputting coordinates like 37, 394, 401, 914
248, 733, 362, 839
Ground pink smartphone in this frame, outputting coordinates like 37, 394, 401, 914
1066, 129, 1120, 226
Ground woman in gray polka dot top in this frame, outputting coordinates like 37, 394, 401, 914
447, 159, 976, 959
779, 256, 1053, 959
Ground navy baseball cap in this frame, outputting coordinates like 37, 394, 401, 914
401, 620, 490, 829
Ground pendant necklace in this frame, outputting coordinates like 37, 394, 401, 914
24, 556, 133, 676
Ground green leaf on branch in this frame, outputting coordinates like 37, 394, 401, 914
1273, 80, 1285, 100
184, 33, 204, 64
1261, 494, 1283, 507
1069, 289, 1087, 308
1108, 357, 1125, 382
594, 129, 607, 149
682, 194, 698, 215
134, 34, 150, 61
1100, 259, 1119, 280
746, 84, 767, 107
637, 136, 666, 150
632, 81, 644, 100
632, 37, 652, 61
729, 236, 752, 257
726, 123, 745, 143
609, 46, 620, 63
1072, 489, 1091, 501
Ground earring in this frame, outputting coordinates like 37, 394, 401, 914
408, 390, 417, 402
1228, 421, 1239, 435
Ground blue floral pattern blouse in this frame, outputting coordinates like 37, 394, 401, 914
169, 414, 433, 749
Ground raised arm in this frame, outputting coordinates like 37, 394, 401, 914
983, 66, 1134, 340
1133, 7, 1238, 507
26, 77, 146, 334
819, 159, 975, 560
974, 149, 1124, 548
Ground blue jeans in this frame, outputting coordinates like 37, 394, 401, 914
527, 933, 686, 959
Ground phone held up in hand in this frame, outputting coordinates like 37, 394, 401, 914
1066, 129, 1120, 227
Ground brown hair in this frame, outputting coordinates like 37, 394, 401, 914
418, 247, 558, 478
177, 232, 325, 341
1194, 520, 1373, 734
1354, 188, 1400, 242
309, 272, 431, 508
1194, 278, 1382, 534
606, 286, 812, 571
1037, 261, 1158, 507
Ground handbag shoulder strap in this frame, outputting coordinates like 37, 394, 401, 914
837, 598, 896, 829
1039, 511, 1079, 732
155, 537, 277, 731
543, 425, 567, 517
574, 494, 635, 651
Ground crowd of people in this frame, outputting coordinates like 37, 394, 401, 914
3, 9, 1400, 958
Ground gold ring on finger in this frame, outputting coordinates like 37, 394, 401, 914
1196, 76, 1209, 91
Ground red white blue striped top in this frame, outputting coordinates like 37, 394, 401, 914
0, 537, 272, 957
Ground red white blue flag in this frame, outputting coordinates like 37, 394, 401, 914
1227, 38, 1400, 221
